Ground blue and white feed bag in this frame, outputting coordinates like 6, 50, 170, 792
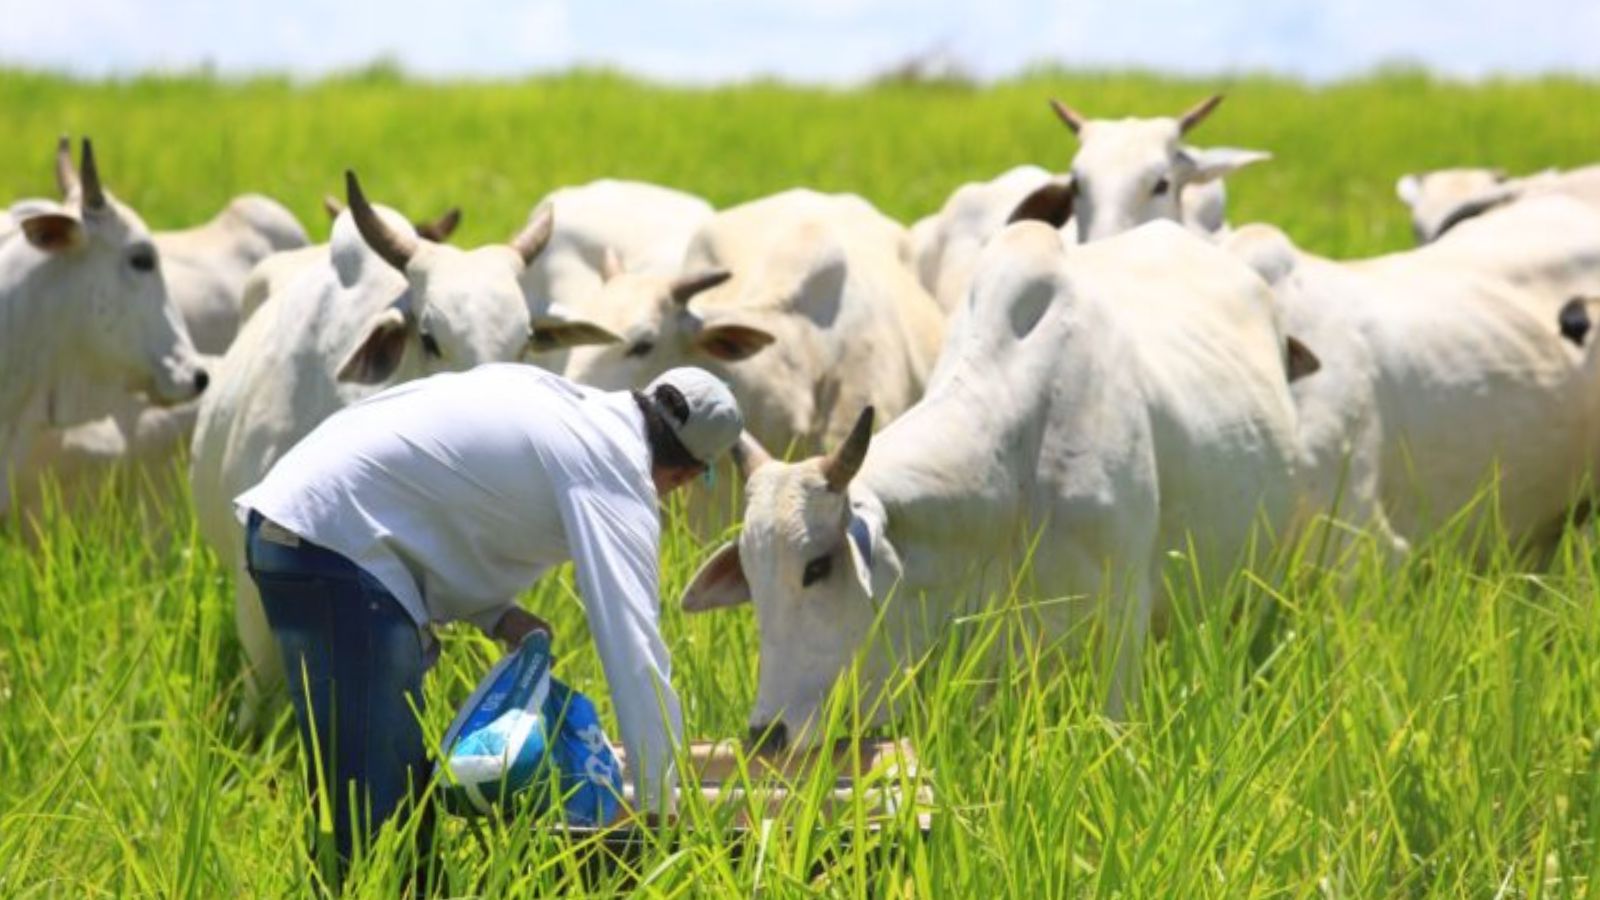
438, 631, 625, 825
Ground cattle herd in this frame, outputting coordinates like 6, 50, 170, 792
5, 94, 1600, 745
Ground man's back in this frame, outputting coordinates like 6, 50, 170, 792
238, 363, 656, 628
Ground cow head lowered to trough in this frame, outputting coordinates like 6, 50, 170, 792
333, 171, 620, 385
1027, 94, 1272, 244
680, 407, 890, 753
5, 137, 207, 404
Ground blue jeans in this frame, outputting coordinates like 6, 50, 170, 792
244, 511, 431, 878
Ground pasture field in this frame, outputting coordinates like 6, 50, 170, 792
4, 68, 1600, 896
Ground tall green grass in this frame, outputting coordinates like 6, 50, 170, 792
3, 67, 1598, 257
3, 70, 1600, 896
5, 471, 1600, 896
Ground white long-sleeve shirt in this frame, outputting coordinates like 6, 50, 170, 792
235, 363, 680, 810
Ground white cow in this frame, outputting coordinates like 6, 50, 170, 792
521, 179, 714, 312
908, 165, 1059, 313
907, 98, 1260, 314
680, 221, 1303, 749
517, 180, 714, 372
1045, 95, 1271, 244
1223, 194, 1600, 553
9, 194, 311, 522
564, 188, 945, 456
2, 137, 206, 516
1396, 164, 1600, 244
155, 195, 311, 354
190, 171, 618, 721
239, 198, 465, 323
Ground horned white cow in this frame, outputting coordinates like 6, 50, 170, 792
2, 137, 206, 515
907, 98, 1260, 313
680, 221, 1303, 749
239, 199, 464, 323
1046, 95, 1271, 244
1396, 164, 1600, 243
1223, 193, 1600, 553
190, 172, 617, 721
9, 193, 312, 521
564, 188, 945, 455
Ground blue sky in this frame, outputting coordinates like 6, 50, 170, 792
2, 0, 1595, 84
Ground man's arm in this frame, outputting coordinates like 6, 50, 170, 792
556, 485, 681, 815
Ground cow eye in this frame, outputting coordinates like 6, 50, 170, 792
128, 245, 157, 273
420, 331, 442, 358
1151, 177, 1171, 197
625, 339, 655, 358
802, 554, 832, 588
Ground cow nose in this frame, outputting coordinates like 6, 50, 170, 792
746, 721, 787, 755
192, 368, 209, 396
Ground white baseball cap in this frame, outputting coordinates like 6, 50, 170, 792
645, 367, 743, 466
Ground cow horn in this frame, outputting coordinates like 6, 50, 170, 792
55, 135, 79, 197
510, 202, 554, 266
670, 268, 733, 305
78, 138, 107, 211
1049, 98, 1087, 135
1178, 94, 1224, 134
345, 170, 418, 273
322, 195, 344, 219
730, 431, 774, 480
822, 406, 874, 492
416, 206, 462, 243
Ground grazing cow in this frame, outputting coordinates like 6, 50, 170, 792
2, 137, 206, 515
1223, 194, 1600, 553
680, 221, 1303, 749
190, 172, 618, 721
1396, 164, 1600, 243
564, 189, 945, 455
1043, 95, 1270, 244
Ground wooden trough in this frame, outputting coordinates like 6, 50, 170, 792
613, 737, 932, 827
561, 738, 933, 881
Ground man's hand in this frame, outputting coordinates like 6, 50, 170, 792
492, 606, 553, 648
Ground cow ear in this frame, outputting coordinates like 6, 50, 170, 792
529, 316, 622, 352
695, 321, 776, 362
844, 513, 877, 598
337, 307, 410, 384
1285, 335, 1321, 382
681, 542, 750, 613
1008, 178, 1076, 228
1178, 146, 1272, 183
18, 211, 85, 253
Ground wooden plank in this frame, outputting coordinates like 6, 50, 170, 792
614, 737, 920, 785
610, 738, 930, 827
